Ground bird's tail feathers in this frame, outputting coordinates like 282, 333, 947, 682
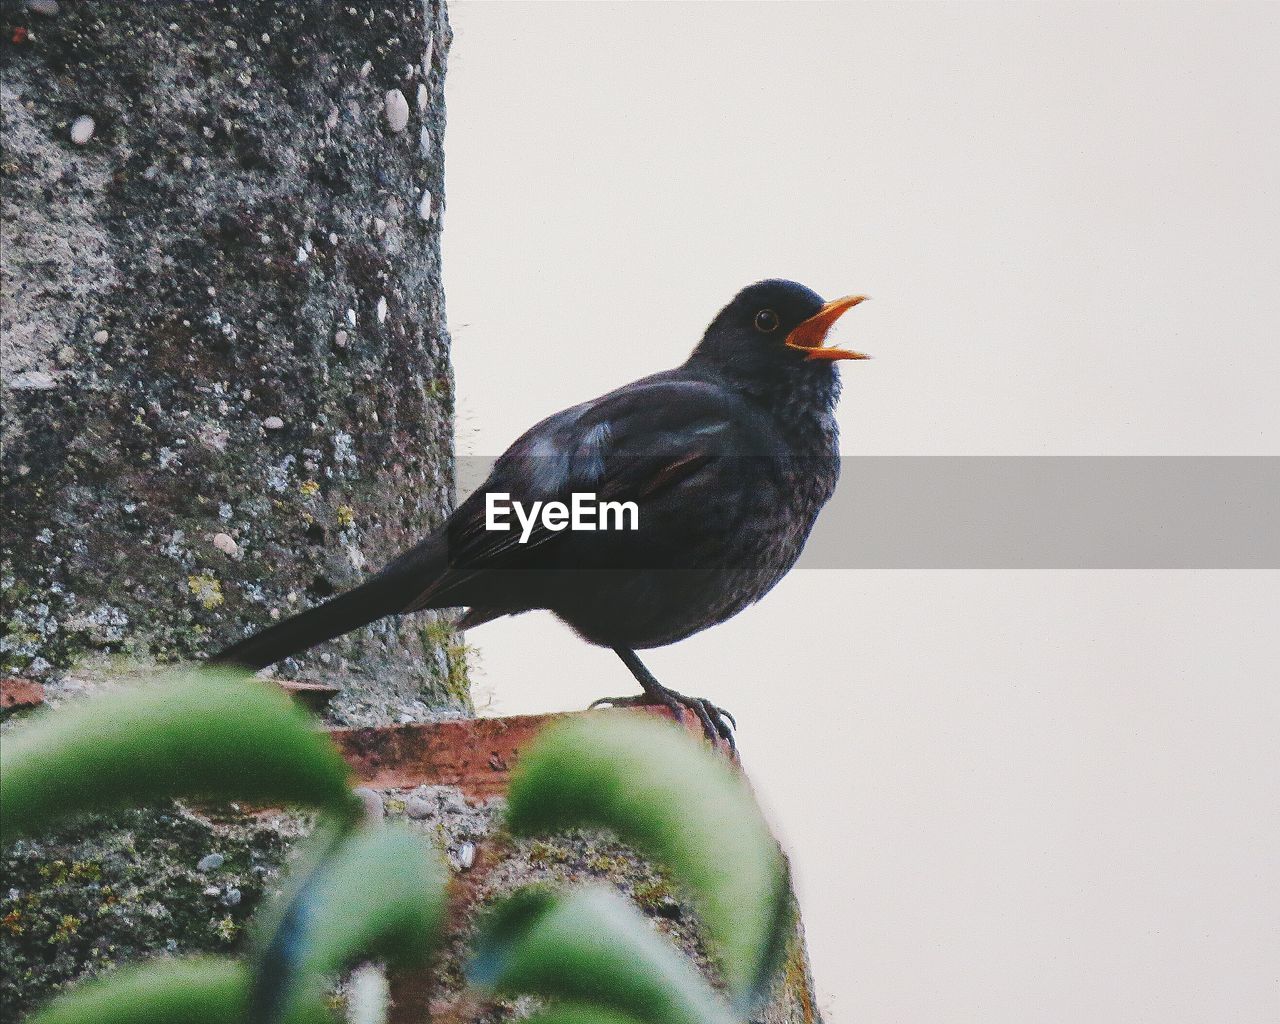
209, 535, 445, 671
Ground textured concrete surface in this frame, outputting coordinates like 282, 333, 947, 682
0, 803, 310, 1020
0, 0, 464, 726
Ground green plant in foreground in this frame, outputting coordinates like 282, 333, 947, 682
1, 670, 790, 1023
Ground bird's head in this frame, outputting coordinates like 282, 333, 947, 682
690, 279, 870, 381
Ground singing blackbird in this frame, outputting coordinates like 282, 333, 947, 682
211, 279, 870, 744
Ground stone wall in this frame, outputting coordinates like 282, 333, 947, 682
1, 0, 462, 1014
0, 0, 464, 726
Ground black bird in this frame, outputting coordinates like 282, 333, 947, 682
211, 280, 870, 745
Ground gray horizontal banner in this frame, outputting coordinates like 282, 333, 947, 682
800, 457, 1279, 569
455, 457, 1279, 569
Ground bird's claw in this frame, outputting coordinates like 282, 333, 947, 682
590, 688, 736, 751
589, 694, 647, 711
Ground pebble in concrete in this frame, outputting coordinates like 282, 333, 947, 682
12, 371, 56, 390
196, 852, 225, 872
404, 792, 433, 819
262, 416, 284, 430
212, 533, 238, 556
384, 89, 410, 132
69, 116, 95, 145
353, 787, 384, 822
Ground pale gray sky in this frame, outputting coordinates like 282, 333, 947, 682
442, 3, 1280, 1019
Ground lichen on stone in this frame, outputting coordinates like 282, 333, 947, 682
186, 573, 225, 610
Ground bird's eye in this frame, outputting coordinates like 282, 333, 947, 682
754, 309, 780, 333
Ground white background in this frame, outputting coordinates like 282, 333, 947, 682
442, 3, 1280, 1019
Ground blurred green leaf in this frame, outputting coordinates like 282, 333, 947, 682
470, 886, 736, 1024
249, 824, 449, 1022
25, 957, 336, 1024
523, 1005, 653, 1024
504, 715, 790, 1011
0, 669, 358, 845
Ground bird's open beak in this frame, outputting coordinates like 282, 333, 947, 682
785, 295, 871, 361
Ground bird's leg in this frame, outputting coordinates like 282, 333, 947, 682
589, 647, 737, 749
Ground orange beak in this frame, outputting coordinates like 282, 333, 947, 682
784, 294, 871, 361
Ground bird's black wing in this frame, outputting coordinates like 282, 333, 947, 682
404, 371, 786, 609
